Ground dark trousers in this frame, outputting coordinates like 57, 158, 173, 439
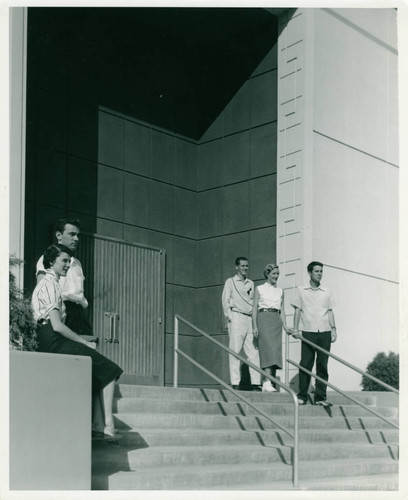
298, 331, 331, 402
64, 301, 93, 336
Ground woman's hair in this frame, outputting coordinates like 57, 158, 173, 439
43, 244, 73, 269
263, 263, 279, 279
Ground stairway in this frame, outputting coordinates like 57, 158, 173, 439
92, 384, 399, 490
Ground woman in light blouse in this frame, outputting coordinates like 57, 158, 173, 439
32, 243, 123, 437
252, 264, 288, 392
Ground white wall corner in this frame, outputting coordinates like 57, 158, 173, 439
9, 7, 27, 287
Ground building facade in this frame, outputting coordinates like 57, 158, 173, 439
10, 7, 399, 390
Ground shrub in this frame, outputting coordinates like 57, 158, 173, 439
9, 256, 38, 351
361, 351, 399, 391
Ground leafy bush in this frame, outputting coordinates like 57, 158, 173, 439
9, 256, 38, 351
361, 351, 399, 391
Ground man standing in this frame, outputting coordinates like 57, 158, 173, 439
291, 261, 337, 406
36, 218, 95, 342
222, 257, 261, 391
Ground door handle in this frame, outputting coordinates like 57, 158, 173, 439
112, 313, 120, 344
104, 312, 113, 343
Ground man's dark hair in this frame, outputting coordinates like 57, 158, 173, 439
54, 218, 81, 236
43, 244, 73, 269
307, 261, 324, 273
235, 257, 249, 266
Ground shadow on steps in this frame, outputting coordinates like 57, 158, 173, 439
92, 430, 148, 490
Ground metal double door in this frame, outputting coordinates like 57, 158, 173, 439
78, 233, 165, 385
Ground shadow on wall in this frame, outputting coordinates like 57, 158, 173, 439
27, 7, 281, 139
23, 8, 293, 387
24, 7, 282, 293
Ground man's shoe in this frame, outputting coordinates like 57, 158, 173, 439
251, 385, 262, 392
297, 397, 307, 405
315, 400, 333, 407
232, 385, 240, 390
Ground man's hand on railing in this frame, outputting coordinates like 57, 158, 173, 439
291, 329, 302, 339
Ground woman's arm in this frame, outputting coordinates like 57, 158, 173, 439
49, 309, 96, 348
252, 287, 259, 337
292, 306, 301, 338
280, 291, 288, 331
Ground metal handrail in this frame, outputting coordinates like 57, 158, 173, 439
288, 359, 399, 429
288, 335, 399, 430
298, 335, 399, 394
174, 314, 299, 487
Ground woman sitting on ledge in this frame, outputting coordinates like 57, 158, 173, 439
31, 243, 123, 438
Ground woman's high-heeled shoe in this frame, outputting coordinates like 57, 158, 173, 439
104, 426, 121, 439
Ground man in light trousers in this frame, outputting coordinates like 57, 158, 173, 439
222, 257, 261, 391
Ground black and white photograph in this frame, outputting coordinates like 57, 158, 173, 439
3, 0, 407, 497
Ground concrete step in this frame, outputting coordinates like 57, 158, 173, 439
295, 472, 399, 491
115, 384, 379, 406
114, 396, 398, 418
212, 472, 399, 490
92, 457, 398, 490
114, 411, 399, 432
92, 384, 399, 491
92, 439, 398, 469
99, 427, 399, 448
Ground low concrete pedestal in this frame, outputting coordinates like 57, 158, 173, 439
10, 350, 92, 490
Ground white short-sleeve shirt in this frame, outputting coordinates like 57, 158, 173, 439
31, 269, 66, 324
36, 255, 88, 309
291, 284, 335, 332
257, 282, 283, 310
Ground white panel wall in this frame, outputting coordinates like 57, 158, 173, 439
277, 9, 313, 386
313, 134, 398, 281
277, 8, 399, 390
312, 8, 399, 390
313, 8, 398, 166
322, 265, 398, 390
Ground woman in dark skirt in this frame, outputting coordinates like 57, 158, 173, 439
32, 243, 123, 437
252, 264, 289, 392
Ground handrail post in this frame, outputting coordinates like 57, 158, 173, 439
293, 394, 299, 487
173, 315, 179, 388
174, 313, 300, 488
285, 331, 289, 386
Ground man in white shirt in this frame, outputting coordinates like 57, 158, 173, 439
36, 218, 95, 342
291, 261, 337, 406
222, 257, 261, 391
